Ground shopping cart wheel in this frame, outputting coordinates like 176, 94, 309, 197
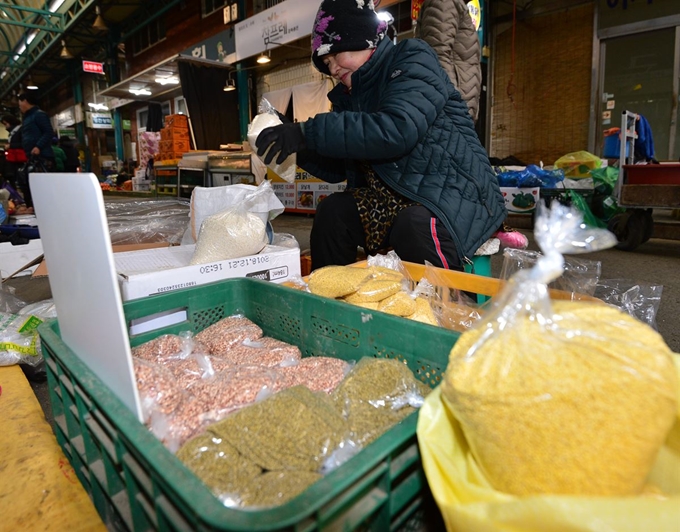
607, 210, 645, 251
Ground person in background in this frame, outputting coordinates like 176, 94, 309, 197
18, 92, 54, 209
59, 135, 81, 172
1, 114, 26, 190
256, 0, 505, 272
18, 93, 54, 164
52, 137, 66, 171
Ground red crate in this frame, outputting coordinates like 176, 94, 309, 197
624, 164, 680, 185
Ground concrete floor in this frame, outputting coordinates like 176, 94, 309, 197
5, 210, 680, 428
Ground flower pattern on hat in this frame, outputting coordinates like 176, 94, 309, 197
313, 10, 339, 56
311, 0, 387, 70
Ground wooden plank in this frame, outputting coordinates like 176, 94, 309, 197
620, 185, 680, 208
652, 221, 680, 241
351, 260, 598, 302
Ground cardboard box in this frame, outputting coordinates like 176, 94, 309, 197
0, 239, 43, 279
500, 187, 540, 213
32, 242, 170, 278
115, 244, 301, 301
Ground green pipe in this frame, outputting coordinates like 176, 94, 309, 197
114, 108, 124, 161
236, 69, 249, 141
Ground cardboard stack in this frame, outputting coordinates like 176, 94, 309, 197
158, 114, 191, 161
138, 131, 160, 168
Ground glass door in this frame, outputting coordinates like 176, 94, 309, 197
599, 27, 678, 161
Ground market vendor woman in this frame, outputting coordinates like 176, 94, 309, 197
256, 0, 505, 271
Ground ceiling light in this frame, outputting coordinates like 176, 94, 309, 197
377, 11, 394, 24
26, 77, 38, 90
88, 102, 109, 111
223, 78, 236, 92
48, 0, 66, 12
129, 88, 152, 96
92, 6, 108, 32
60, 40, 73, 59
155, 76, 179, 85
256, 50, 271, 64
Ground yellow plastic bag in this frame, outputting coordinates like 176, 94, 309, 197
553, 150, 602, 178
417, 355, 680, 532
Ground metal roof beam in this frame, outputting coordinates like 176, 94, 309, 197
0, 0, 96, 99
0, 26, 12, 51
0, 3, 65, 32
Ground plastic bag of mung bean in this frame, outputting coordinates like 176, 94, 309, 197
435, 203, 678, 498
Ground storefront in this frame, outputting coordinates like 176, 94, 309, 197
594, 0, 679, 161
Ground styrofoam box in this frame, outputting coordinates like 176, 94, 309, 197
500, 186, 540, 213
0, 239, 43, 279
115, 244, 300, 301
132, 180, 152, 192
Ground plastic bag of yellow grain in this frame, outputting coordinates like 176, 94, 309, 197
416, 204, 680, 531
417, 359, 680, 532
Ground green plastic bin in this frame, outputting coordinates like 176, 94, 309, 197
38, 277, 459, 531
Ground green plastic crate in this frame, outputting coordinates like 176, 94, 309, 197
38, 277, 458, 531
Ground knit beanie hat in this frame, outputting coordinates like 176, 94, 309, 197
311, 0, 388, 76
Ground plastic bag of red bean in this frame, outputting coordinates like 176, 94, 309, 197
222, 336, 302, 367
279, 357, 354, 393
195, 315, 263, 356
133, 357, 187, 419
132, 332, 208, 363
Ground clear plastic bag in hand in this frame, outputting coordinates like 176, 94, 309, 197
247, 98, 296, 183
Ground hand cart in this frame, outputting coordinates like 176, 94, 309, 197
607, 110, 680, 250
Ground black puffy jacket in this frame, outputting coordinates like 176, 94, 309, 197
299, 37, 505, 261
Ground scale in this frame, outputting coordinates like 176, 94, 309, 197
30, 172, 143, 421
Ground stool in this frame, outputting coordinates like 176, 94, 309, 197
464, 254, 492, 304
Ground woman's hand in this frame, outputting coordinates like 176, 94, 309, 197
31, 147, 40, 156
256, 123, 306, 165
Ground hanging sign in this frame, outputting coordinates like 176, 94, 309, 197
86, 111, 113, 129
234, 0, 317, 62
83, 60, 105, 74
411, 0, 424, 21
467, 0, 481, 31
181, 28, 236, 64
55, 107, 76, 128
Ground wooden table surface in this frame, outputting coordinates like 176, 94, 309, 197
0, 365, 105, 531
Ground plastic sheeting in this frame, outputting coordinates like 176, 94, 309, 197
104, 199, 190, 245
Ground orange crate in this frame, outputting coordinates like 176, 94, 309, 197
164, 114, 188, 128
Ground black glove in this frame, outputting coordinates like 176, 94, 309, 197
256, 122, 306, 165
275, 110, 292, 124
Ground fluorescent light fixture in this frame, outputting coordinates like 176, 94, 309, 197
0, 71, 6, 79
129, 88, 152, 96
16, 44, 26, 56
49, 0, 66, 12
155, 76, 179, 85
88, 102, 109, 110
26, 31, 38, 45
